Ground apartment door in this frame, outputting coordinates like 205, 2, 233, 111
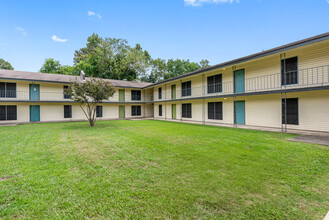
172, 104, 176, 119
119, 105, 125, 118
171, 85, 176, 99
119, 89, 125, 102
234, 69, 245, 93
235, 101, 245, 124
30, 105, 40, 122
29, 84, 40, 100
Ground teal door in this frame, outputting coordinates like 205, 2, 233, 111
234, 69, 245, 93
29, 84, 40, 100
235, 101, 245, 124
30, 105, 40, 122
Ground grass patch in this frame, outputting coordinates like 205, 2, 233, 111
0, 120, 328, 219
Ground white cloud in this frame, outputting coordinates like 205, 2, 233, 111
88, 11, 102, 19
51, 35, 68, 43
16, 26, 27, 35
184, 0, 239, 6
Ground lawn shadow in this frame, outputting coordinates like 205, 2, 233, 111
60, 121, 120, 131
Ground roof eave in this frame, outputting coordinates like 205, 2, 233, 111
143, 32, 329, 88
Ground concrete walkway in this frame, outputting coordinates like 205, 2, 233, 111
289, 135, 329, 146
152, 118, 329, 146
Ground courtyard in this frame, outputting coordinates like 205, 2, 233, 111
0, 120, 328, 219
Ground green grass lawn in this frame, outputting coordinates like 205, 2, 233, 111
0, 120, 329, 219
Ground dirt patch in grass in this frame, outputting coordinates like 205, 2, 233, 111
0, 176, 11, 181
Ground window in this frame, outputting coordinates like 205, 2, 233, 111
0, 105, 17, 120
207, 74, 222, 94
96, 106, 103, 117
132, 105, 141, 116
181, 81, 191, 97
282, 98, 298, 125
64, 105, 72, 118
281, 57, 298, 85
182, 103, 192, 118
63, 86, 71, 99
159, 105, 162, 116
131, 90, 141, 101
158, 88, 162, 99
208, 102, 223, 120
0, 82, 16, 98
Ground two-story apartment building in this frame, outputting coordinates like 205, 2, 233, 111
0, 71, 154, 123
1, 32, 329, 133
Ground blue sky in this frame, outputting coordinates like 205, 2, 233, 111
0, 0, 328, 72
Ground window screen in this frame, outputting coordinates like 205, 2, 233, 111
282, 98, 298, 125
182, 103, 192, 118
0, 106, 6, 120
159, 105, 162, 116
207, 74, 222, 94
131, 90, 141, 101
0, 82, 16, 98
0, 105, 17, 120
181, 81, 191, 97
64, 105, 72, 118
208, 102, 223, 120
158, 88, 162, 99
63, 86, 71, 99
281, 57, 298, 85
96, 106, 103, 117
132, 106, 141, 116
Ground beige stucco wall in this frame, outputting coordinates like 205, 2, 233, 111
153, 89, 329, 132
0, 102, 153, 124
151, 39, 329, 99
205, 97, 234, 125
0, 79, 150, 103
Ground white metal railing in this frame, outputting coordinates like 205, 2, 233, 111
0, 90, 154, 103
1, 65, 328, 103
153, 64, 329, 101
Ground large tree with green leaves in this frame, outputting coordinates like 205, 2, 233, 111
65, 76, 115, 127
139, 58, 167, 83
0, 58, 14, 70
40, 58, 75, 75
74, 33, 151, 81
140, 58, 210, 82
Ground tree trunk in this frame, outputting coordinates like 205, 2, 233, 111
89, 119, 95, 127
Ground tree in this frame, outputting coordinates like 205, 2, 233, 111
40, 58, 75, 75
40, 58, 61, 73
140, 58, 211, 82
165, 59, 201, 79
0, 58, 14, 70
199, 59, 210, 69
139, 58, 166, 83
74, 34, 151, 81
65, 76, 115, 127
58, 65, 76, 75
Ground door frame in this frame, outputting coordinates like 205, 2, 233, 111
171, 85, 176, 100
119, 89, 125, 102
30, 105, 40, 122
29, 84, 40, 101
172, 104, 176, 119
234, 69, 245, 93
234, 100, 245, 125
119, 105, 125, 118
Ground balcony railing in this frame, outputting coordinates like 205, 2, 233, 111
1, 64, 328, 103
0, 91, 154, 103
153, 64, 329, 101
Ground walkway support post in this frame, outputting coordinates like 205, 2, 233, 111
202, 74, 205, 124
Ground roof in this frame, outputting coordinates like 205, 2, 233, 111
0, 70, 152, 88
144, 32, 329, 88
